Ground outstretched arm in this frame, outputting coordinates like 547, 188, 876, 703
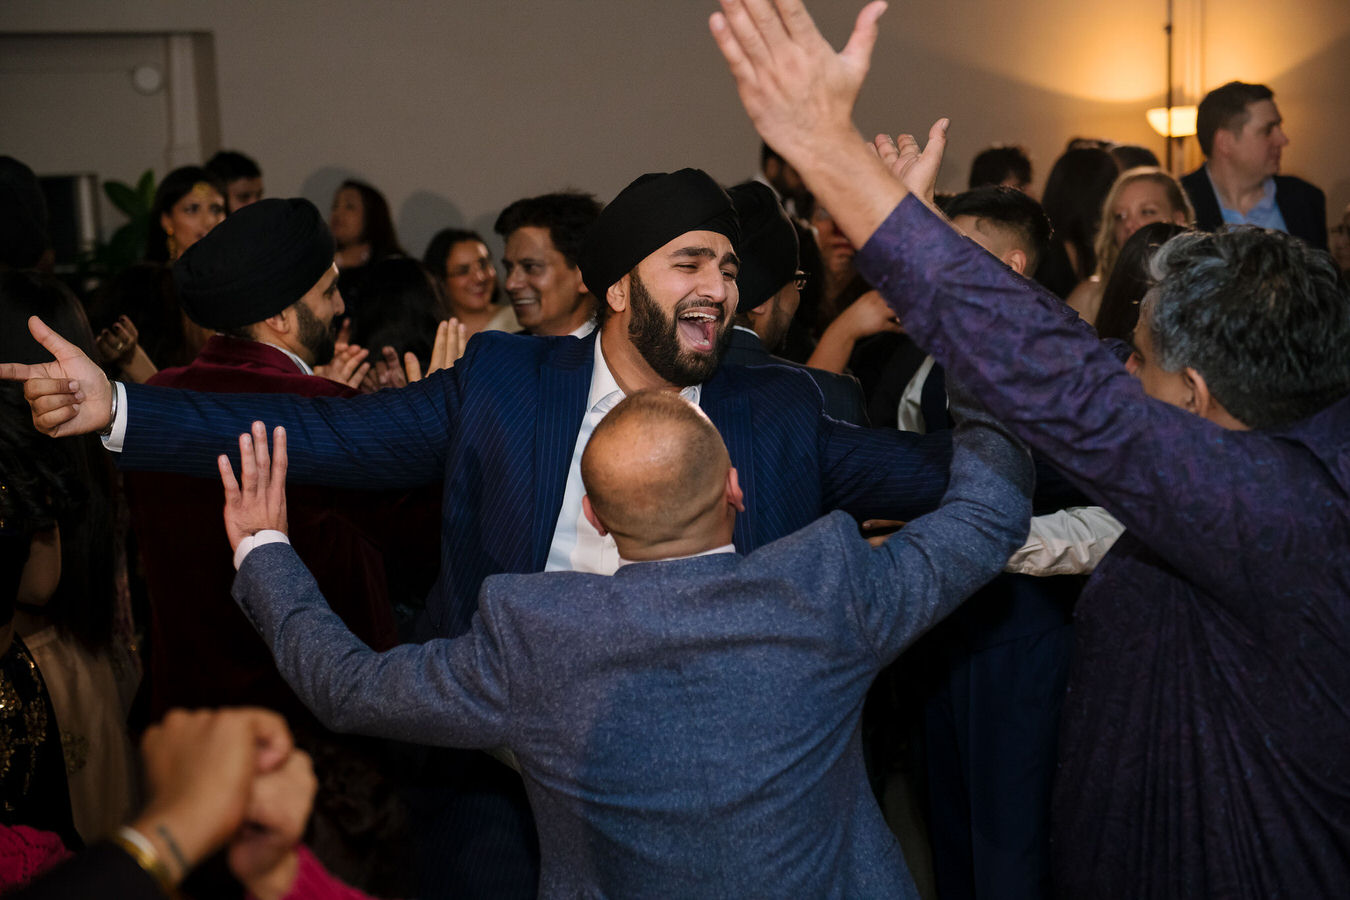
851, 379, 1034, 661
222, 424, 511, 748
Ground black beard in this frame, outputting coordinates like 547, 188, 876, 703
294, 301, 338, 366
627, 273, 729, 387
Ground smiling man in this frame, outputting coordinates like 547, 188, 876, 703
3, 168, 952, 896
1180, 81, 1327, 249
494, 191, 602, 336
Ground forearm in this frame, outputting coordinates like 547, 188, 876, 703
792, 132, 909, 258
119, 378, 449, 490
805, 316, 859, 373
861, 405, 1033, 657
233, 544, 508, 747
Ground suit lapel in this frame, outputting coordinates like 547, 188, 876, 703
532, 334, 596, 568
702, 367, 756, 551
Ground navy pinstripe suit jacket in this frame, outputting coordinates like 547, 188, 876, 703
119, 329, 951, 638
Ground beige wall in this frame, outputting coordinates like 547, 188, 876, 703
3, 0, 1347, 256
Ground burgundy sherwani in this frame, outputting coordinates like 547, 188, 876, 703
128, 336, 401, 722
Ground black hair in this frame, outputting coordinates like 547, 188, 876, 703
1196, 82, 1275, 156
1094, 221, 1190, 342
945, 186, 1053, 276
1109, 144, 1161, 170
146, 166, 226, 262
336, 179, 405, 260
0, 271, 118, 651
968, 145, 1032, 190
493, 191, 602, 269
1041, 147, 1120, 281
205, 150, 262, 183
349, 257, 447, 373
0, 156, 50, 270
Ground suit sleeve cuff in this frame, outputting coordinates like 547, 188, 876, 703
100, 381, 129, 452
234, 530, 291, 570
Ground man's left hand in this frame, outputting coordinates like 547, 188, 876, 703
219, 421, 289, 553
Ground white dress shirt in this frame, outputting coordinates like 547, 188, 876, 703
545, 335, 701, 574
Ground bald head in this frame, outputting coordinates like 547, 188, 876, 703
581, 391, 741, 558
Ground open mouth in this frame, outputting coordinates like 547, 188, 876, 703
677, 308, 720, 352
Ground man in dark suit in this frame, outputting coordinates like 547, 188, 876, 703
721, 181, 869, 425
221, 388, 1031, 898
1179, 81, 1327, 250
4, 170, 950, 897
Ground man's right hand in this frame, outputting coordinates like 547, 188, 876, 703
0, 315, 113, 437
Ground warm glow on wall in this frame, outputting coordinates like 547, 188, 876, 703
1146, 105, 1197, 137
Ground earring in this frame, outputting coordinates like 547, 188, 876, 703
166, 230, 178, 259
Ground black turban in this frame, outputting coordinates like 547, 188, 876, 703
173, 197, 334, 331
578, 169, 740, 298
727, 182, 799, 311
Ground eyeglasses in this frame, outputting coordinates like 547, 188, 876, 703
793, 271, 808, 291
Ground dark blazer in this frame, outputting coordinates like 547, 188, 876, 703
720, 326, 870, 426
126, 336, 402, 720
232, 402, 1031, 897
118, 329, 952, 640
1181, 166, 1328, 250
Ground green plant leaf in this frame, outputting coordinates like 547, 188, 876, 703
104, 180, 140, 215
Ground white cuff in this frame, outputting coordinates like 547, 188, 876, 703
100, 381, 129, 452
234, 530, 291, 570
1005, 507, 1124, 576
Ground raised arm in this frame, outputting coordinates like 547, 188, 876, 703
220, 423, 510, 748
849, 381, 1034, 662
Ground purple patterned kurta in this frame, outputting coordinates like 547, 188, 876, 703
856, 196, 1350, 898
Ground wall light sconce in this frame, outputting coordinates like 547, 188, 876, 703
1146, 106, 1198, 138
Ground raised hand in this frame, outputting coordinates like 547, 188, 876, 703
406, 318, 468, 383
872, 122, 949, 206
709, 0, 886, 167
709, 0, 912, 255
0, 315, 114, 437
218, 421, 289, 553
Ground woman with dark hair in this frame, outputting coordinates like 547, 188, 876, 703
0, 271, 139, 845
1035, 147, 1120, 299
89, 168, 226, 379
422, 228, 518, 338
1093, 221, 1191, 343
330, 179, 405, 319
144, 166, 226, 264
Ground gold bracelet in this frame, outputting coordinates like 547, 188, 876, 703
112, 825, 176, 896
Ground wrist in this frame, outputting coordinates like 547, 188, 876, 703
131, 807, 218, 882
99, 378, 119, 437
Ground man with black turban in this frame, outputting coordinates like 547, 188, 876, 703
720, 181, 868, 425
4, 170, 952, 898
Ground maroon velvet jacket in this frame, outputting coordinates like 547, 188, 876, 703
127, 336, 404, 722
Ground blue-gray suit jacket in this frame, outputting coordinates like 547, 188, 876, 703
232, 407, 1031, 898
119, 330, 951, 638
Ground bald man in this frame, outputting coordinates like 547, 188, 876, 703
222, 385, 1031, 899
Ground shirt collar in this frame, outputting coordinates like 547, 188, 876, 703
618, 543, 737, 568
1205, 165, 1278, 216
257, 341, 314, 376
591, 332, 702, 413
570, 319, 598, 339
